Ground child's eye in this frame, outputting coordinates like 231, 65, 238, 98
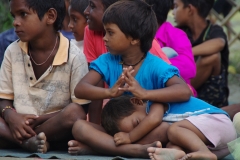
71, 16, 77, 22
20, 12, 27, 17
89, 2, 95, 9
108, 31, 113, 36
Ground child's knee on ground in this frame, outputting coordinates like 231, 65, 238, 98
58, 103, 87, 128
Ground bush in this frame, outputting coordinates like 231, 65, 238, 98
0, 0, 13, 33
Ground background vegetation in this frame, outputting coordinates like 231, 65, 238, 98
0, 0, 13, 32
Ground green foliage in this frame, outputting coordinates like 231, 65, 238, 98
0, 0, 13, 33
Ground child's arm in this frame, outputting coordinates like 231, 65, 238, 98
75, 68, 134, 100
114, 103, 165, 145
192, 38, 225, 56
75, 70, 123, 100
120, 67, 191, 103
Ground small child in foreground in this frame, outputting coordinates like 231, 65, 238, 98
102, 95, 236, 160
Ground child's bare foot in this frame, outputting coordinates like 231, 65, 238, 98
21, 132, 49, 153
147, 144, 185, 160
179, 151, 217, 160
68, 140, 96, 155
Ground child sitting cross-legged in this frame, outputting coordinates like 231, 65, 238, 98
0, 0, 90, 153
102, 95, 236, 160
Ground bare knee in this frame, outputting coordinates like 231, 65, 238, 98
60, 103, 87, 128
167, 123, 180, 141
155, 122, 169, 145
72, 119, 88, 140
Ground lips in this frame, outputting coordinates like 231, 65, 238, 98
15, 30, 24, 36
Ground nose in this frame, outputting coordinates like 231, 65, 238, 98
13, 18, 20, 27
172, 9, 176, 16
68, 21, 73, 30
84, 5, 90, 16
103, 34, 108, 42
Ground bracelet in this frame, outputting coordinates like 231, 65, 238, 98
1, 106, 16, 119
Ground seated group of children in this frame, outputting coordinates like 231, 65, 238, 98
0, 0, 239, 160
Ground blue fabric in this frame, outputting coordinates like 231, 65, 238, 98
0, 28, 18, 67
90, 52, 179, 90
162, 47, 178, 58
90, 52, 228, 117
61, 30, 75, 40
147, 96, 228, 119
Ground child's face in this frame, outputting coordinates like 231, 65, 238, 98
173, 0, 189, 27
117, 107, 147, 133
10, 0, 47, 42
68, 6, 87, 41
84, 0, 105, 32
103, 23, 133, 55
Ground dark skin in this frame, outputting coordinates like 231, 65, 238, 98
0, 0, 87, 152
70, 35, 191, 156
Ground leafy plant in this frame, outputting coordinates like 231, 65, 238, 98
0, 0, 13, 33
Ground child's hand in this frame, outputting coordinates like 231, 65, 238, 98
114, 132, 131, 146
119, 67, 146, 99
108, 74, 126, 98
6, 112, 38, 144
25, 116, 42, 129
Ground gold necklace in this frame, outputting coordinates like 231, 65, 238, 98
29, 36, 58, 66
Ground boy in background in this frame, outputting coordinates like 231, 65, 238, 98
68, 0, 88, 52
173, 0, 229, 107
0, 0, 89, 153
68, 0, 102, 125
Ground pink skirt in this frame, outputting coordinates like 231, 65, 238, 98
186, 114, 237, 159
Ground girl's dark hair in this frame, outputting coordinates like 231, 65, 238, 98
145, 0, 173, 26
101, 95, 135, 136
101, 0, 119, 10
24, 0, 66, 31
70, 0, 88, 17
103, 0, 158, 54
181, 0, 215, 18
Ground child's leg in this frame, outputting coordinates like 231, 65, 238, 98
168, 114, 236, 160
34, 103, 86, 141
68, 119, 161, 158
0, 117, 48, 152
191, 53, 221, 89
136, 122, 169, 147
167, 119, 217, 160
147, 141, 186, 160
